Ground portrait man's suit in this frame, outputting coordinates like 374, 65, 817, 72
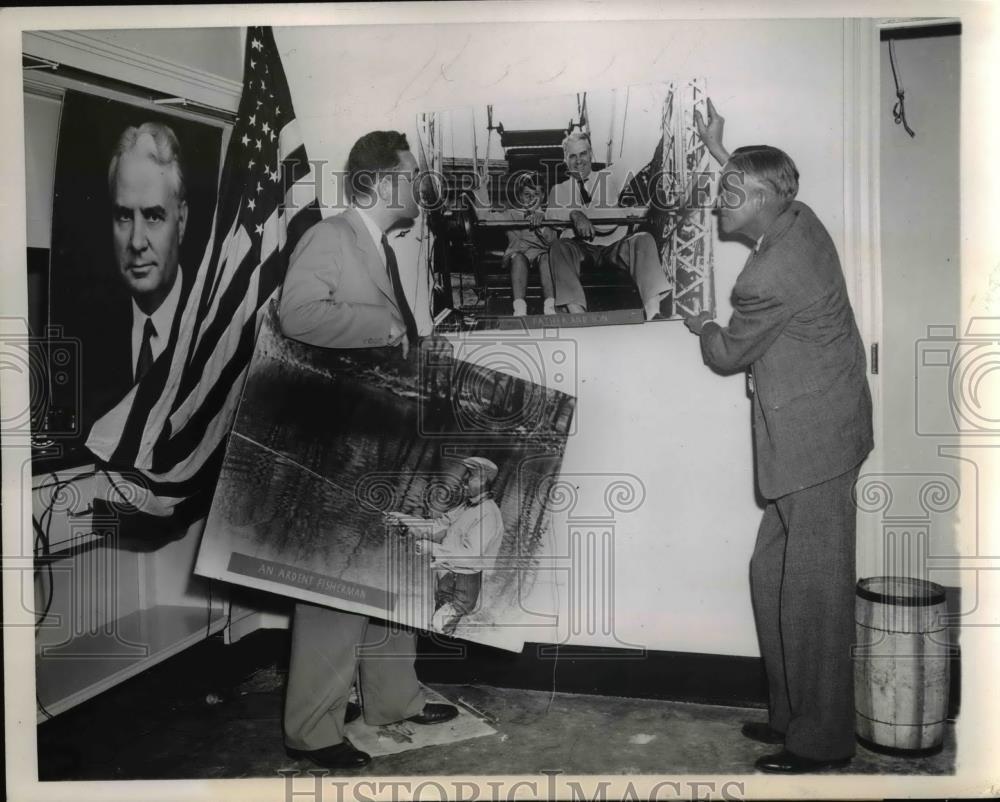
698, 200, 873, 761
278, 206, 425, 751
83, 267, 188, 435
84, 300, 139, 430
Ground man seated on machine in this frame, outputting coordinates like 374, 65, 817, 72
546, 131, 672, 320
503, 175, 557, 317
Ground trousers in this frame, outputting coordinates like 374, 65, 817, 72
750, 464, 862, 760
549, 231, 670, 311
283, 603, 425, 749
432, 570, 482, 635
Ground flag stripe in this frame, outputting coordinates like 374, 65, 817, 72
283, 199, 321, 260
195, 215, 252, 354
142, 439, 228, 497
85, 25, 323, 521
176, 244, 261, 402
159, 212, 309, 469
157, 304, 257, 466
177, 158, 310, 405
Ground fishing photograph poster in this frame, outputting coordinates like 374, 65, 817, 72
195, 305, 577, 652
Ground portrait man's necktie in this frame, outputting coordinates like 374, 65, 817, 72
135, 317, 155, 382
381, 234, 419, 346
576, 177, 592, 206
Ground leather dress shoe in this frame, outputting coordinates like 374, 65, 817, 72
285, 741, 371, 769
405, 703, 459, 725
345, 701, 361, 724
741, 721, 785, 745
755, 748, 852, 774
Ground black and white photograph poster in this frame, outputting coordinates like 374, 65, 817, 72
418, 80, 715, 328
1, 3, 998, 802
47, 90, 223, 443
195, 304, 574, 653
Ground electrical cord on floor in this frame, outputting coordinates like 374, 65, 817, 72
99, 465, 137, 510
36, 693, 54, 721
205, 579, 213, 640
33, 472, 87, 631
34, 545, 55, 635
33, 495, 58, 632
33, 472, 99, 721
224, 589, 234, 636
544, 645, 560, 715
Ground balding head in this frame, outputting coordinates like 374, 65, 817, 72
727, 145, 799, 203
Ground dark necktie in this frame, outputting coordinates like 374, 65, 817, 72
135, 317, 155, 382
381, 234, 419, 346
576, 177, 592, 206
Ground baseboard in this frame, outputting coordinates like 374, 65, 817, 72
417, 610, 961, 717
416, 637, 770, 709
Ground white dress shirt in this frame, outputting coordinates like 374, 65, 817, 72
354, 205, 408, 343
130, 269, 183, 379
353, 205, 387, 267
546, 168, 626, 247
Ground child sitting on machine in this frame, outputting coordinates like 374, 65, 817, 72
502, 176, 557, 317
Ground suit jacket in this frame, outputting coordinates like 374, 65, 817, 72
84, 268, 188, 436
279, 207, 404, 349
700, 201, 873, 499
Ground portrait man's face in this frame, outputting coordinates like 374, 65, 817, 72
112, 151, 187, 314
564, 139, 593, 181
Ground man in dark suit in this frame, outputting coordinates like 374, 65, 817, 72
684, 101, 873, 773
87, 122, 189, 429
278, 130, 457, 771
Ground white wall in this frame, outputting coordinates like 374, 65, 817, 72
67, 27, 243, 84
878, 33, 962, 581
23, 93, 60, 249
20, 19, 856, 656
276, 19, 849, 656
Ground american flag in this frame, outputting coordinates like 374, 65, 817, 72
86, 26, 321, 521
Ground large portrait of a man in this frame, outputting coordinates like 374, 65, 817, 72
109, 122, 189, 387
47, 91, 224, 448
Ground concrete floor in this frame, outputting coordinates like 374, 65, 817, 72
36, 632, 955, 781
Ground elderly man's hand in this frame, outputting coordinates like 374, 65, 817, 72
693, 98, 729, 165
569, 209, 594, 241
683, 311, 715, 335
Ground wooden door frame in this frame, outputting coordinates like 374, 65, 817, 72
843, 18, 884, 577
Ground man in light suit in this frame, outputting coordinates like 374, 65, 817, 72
684, 102, 873, 774
278, 130, 457, 771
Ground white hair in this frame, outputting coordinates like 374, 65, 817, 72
561, 131, 592, 159
108, 121, 186, 202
